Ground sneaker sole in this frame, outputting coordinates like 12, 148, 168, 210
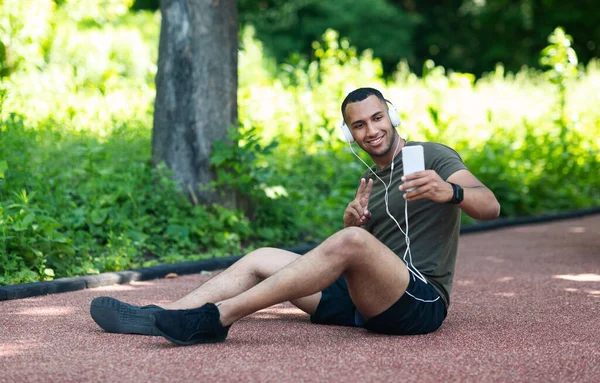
90, 297, 163, 336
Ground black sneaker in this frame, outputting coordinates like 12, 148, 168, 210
90, 296, 164, 335
152, 303, 230, 346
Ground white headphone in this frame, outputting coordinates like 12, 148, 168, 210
340, 100, 401, 143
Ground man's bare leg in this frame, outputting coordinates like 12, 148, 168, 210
160, 248, 321, 314
90, 248, 321, 335
152, 226, 411, 344
216, 227, 410, 327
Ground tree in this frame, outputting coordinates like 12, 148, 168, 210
152, 0, 238, 206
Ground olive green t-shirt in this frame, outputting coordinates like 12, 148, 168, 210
361, 141, 467, 308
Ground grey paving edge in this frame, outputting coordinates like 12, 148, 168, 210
1, 208, 599, 301
0, 245, 317, 301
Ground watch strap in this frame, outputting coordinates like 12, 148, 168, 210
447, 182, 464, 204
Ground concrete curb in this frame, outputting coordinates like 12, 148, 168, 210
0, 245, 317, 301
1, 208, 599, 301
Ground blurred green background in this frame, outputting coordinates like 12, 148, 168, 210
1, 0, 598, 285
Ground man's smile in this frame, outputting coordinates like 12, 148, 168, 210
366, 134, 385, 146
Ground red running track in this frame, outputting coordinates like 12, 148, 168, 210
1, 215, 599, 382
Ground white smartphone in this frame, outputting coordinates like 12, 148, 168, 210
402, 145, 425, 191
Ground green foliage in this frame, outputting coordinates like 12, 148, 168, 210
240, 0, 418, 73
388, 0, 600, 76
0, 3, 598, 285
210, 126, 300, 243
0, 187, 69, 285
0, 115, 254, 284
129, 0, 600, 75
0, 0, 54, 76
541, 27, 579, 121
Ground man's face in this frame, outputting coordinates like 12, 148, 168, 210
343, 95, 397, 163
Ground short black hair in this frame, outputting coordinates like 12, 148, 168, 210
341, 87, 387, 118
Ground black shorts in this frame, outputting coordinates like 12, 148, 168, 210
310, 275, 447, 335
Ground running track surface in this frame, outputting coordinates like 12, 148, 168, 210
1, 215, 599, 382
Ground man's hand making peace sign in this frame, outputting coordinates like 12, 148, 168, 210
343, 178, 373, 228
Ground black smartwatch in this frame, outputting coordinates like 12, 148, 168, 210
447, 182, 464, 204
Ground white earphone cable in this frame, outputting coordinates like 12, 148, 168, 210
347, 139, 439, 303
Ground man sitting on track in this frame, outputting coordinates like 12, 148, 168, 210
90, 87, 500, 345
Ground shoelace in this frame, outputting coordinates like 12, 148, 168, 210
183, 308, 214, 331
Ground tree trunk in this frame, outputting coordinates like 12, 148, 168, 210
152, 0, 238, 206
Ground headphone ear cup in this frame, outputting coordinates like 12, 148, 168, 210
388, 104, 401, 127
340, 121, 355, 143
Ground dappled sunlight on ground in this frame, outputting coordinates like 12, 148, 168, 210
564, 287, 600, 298
554, 274, 600, 298
493, 292, 517, 297
250, 305, 305, 320
0, 340, 37, 357
15, 306, 74, 316
129, 281, 158, 286
92, 280, 157, 292
553, 274, 600, 282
